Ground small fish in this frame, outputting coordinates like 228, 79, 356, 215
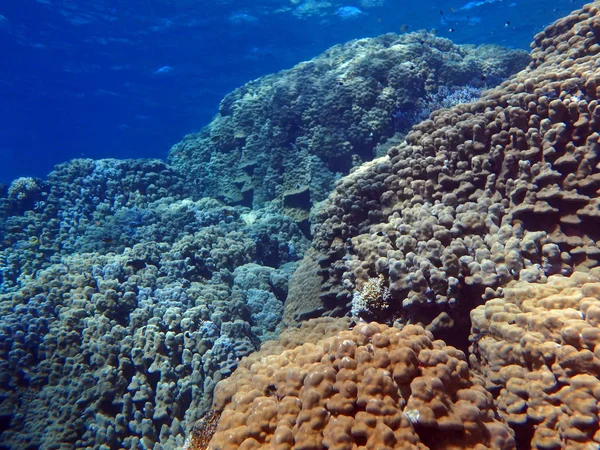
126, 259, 147, 271
448, 28, 455, 32
504, 20, 510, 27
400, 24, 408, 32
154, 65, 174, 75
265, 384, 277, 397
102, 237, 114, 244
15, 237, 39, 249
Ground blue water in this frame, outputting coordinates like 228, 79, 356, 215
0, 0, 583, 184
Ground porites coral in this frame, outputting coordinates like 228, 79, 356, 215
195, 320, 515, 450
470, 268, 600, 449
308, 1, 600, 348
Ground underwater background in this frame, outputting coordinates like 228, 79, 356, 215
0, 0, 582, 183
3, 1, 600, 450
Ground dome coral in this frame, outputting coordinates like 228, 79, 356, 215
188, 320, 515, 450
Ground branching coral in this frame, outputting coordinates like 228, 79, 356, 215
183, 411, 221, 450
351, 273, 392, 320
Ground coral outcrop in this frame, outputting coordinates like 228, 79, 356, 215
190, 320, 514, 450
470, 269, 600, 449
0, 158, 308, 449
0, 158, 307, 292
282, 249, 330, 325
0, 158, 190, 290
307, 1, 600, 348
0, 249, 300, 449
1, 3, 600, 449
168, 33, 528, 216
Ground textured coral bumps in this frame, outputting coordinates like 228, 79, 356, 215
470, 270, 600, 449
306, 1, 600, 347
199, 321, 514, 450
0, 158, 310, 449
2, 3, 600, 450
167, 33, 527, 213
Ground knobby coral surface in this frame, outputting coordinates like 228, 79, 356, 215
193, 321, 514, 450
2, 3, 600, 450
470, 269, 600, 449
0, 159, 308, 449
168, 32, 527, 213
308, 2, 600, 349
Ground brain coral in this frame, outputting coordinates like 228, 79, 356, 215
192, 320, 515, 450
470, 269, 600, 449
168, 32, 527, 214
304, 2, 600, 349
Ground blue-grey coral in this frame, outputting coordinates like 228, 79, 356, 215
0, 156, 308, 449
168, 32, 528, 214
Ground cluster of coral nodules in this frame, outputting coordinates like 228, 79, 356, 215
470, 269, 600, 449
168, 32, 527, 212
311, 2, 600, 340
193, 321, 514, 450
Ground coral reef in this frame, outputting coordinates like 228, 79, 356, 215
4, 176, 48, 213
308, 1, 600, 349
470, 270, 600, 449
168, 32, 528, 216
0, 158, 190, 290
0, 158, 306, 292
0, 158, 308, 449
0, 250, 301, 449
2, 3, 600, 449
191, 321, 514, 449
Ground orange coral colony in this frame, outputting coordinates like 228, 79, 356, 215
195, 322, 515, 450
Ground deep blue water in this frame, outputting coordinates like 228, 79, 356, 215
0, 0, 584, 184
